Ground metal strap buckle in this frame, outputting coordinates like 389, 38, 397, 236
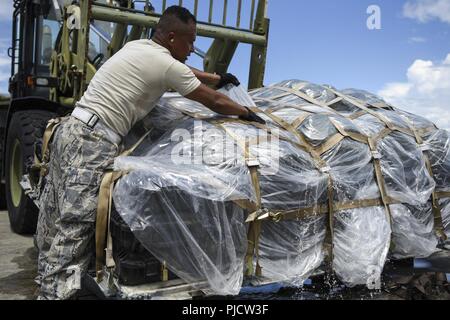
418, 143, 431, 152
87, 114, 99, 127
320, 166, 331, 173
246, 158, 260, 167
371, 151, 382, 159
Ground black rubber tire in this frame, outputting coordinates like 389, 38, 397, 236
0, 129, 6, 209
5, 110, 57, 234
0, 183, 6, 210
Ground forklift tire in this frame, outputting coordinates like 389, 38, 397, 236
5, 110, 57, 234
0, 134, 5, 209
0, 183, 5, 209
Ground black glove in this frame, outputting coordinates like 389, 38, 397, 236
217, 73, 241, 89
239, 107, 266, 125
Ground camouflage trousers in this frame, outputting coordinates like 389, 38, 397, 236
35, 116, 121, 300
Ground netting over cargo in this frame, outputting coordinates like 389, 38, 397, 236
112, 80, 450, 295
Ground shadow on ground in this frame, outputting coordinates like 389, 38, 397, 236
0, 247, 38, 299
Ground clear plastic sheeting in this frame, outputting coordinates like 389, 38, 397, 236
425, 130, 450, 193
333, 207, 390, 287
342, 88, 389, 107
424, 129, 450, 242
113, 179, 248, 295
378, 132, 435, 206
390, 203, 438, 259
112, 80, 449, 294
258, 217, 326, 286
321, 139, 391, 286
439, 198, 450, 245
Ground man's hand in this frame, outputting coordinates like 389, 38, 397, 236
217, 73, 241, 89
239, 107, 266, 125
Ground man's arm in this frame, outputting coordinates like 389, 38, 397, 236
185, 83, 248, 115
189, 67, 221, 87
185, 84, 266, 124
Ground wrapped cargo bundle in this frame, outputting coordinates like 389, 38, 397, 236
112, 80, 448, 295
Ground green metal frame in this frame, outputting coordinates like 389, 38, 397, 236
50, 0, 269, 107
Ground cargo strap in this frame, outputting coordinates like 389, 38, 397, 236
291, 112, 313, 129
403, 118, 447, 241
325, 172, 335, 262
436, 191, 450, 199
95, 170, 124, 280
271, 86, 341, 116
247, 107, 338, 261
349, 110, 367, 120
246, 199, 414, 225
247, 157, 263, 277
95, 129, 152, 281
248, 107, 327, 170
258, 198, 388, 221
365, 131, 395, 235
32, 117, 66, 180
214, 122, 264, 276
264, 102, 314, 116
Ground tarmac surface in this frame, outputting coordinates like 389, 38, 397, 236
0, 210, 37, 300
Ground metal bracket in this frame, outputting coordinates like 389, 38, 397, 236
246, 158, 260, 167
418, 143, 431, 152
320, 166, 331, 173
258, 211, 282, 222
371, 151, 382, 160
67, 5, 81, 30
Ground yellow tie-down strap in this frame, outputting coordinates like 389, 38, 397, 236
402, 117, 447, 241
95, 129, 152, 281
246, 198, 391, 223
213, 122, 264, 277
31, 117, 67, 181
95, 170, 124, 281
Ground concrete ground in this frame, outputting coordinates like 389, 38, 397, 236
0, 210, 37, 300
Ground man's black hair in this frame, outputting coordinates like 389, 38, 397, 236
163, 5, 196, 24
155, 5, 196, 35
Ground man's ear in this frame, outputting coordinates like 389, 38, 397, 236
168, 32, 175, 44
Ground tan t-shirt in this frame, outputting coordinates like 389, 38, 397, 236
77, 39, 201, 136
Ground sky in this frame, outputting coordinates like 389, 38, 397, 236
0, 0, 449, 129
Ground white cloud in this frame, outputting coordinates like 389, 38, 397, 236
408, 36, 427, 43
0, 38, 10, 48
379, 82, 412, 97
0, 56, 10, 67
379, 53, 450, 131
0, 37, 11, 93
0, 1, 13, 21
404, 0, 450, 24
0, 73, 10, 82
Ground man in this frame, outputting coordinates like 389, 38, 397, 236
35, 5, 265, 299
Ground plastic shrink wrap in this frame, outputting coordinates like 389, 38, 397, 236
113, 80, 448, 295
